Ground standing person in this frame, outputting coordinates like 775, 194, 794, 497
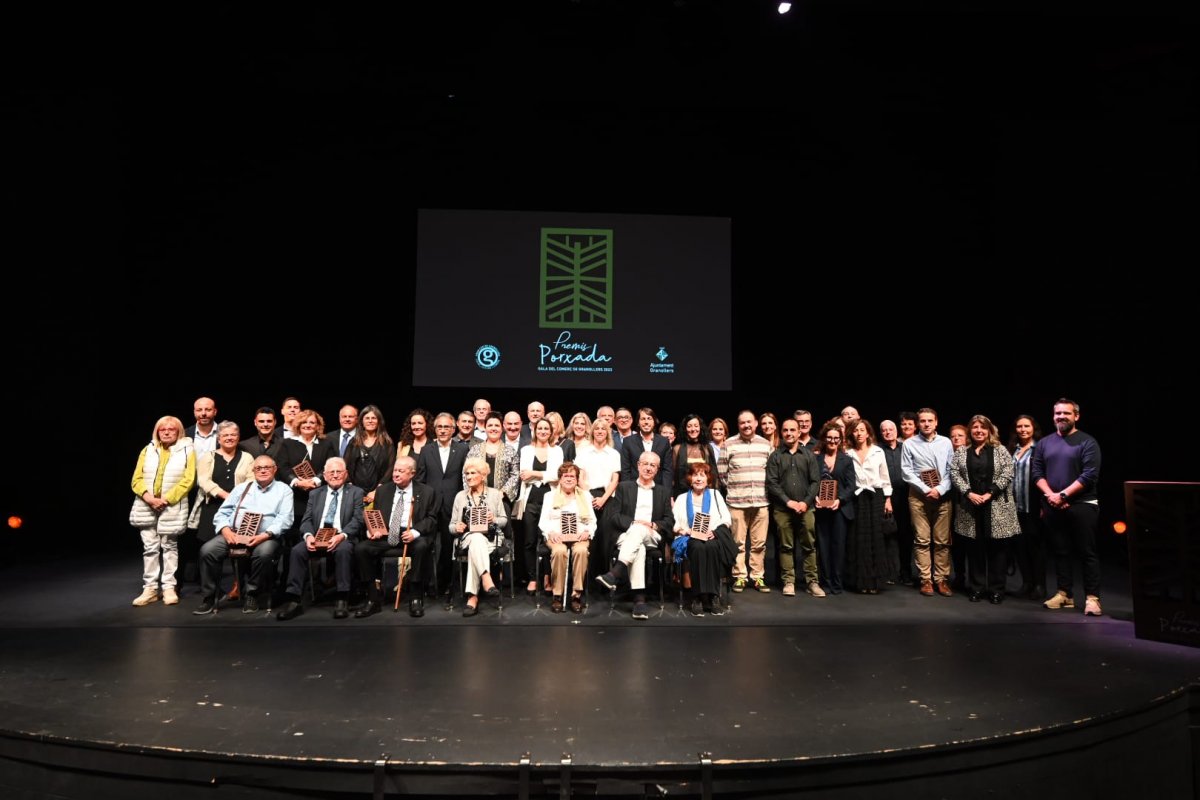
574, 419, 622, 514
517, 418, 563, 594
718, 410, 773, 593
766, 418, 823, 598
901, 408, 956, 597
240, 407, 287, 463
334, 405, 359, 458
1033, 398, 1103, 616
455, 411, 478, 443
898, 412, 918, 441
813, 421, 856, 595
951, 416, 1021, 604
658, 422, 677, 447
344, 404, 394, 507
180, 396, 219, 584
280, 397, 302, 439
396, 408, 433, 459
465, 413, 520, 507
708, 417, 729, 456
278, 409, 336, 543
670, 414, 721, 496
1010, 414, 1046, 600
560, 412, 592, 463
129, 416, 196, 606
792, 409, 818, 451
519, 400, 546, 447
415, 413, 471, 594
845, 419, 893, 594
620, 407, 673, 489
611, 407, 635, 450
878, 420, 911, 586
759, 412, 781, 450
192, 421, 255, 550
545, 411, 566, 447
472, 398, 492, 440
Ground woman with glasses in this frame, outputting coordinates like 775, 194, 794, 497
813, 421, 857, 594
129, 416, 196, 607
538, 462, 595, 613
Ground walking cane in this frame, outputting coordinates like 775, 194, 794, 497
394, 493, 415, 611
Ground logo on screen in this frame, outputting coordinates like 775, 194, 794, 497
475, 345, 501, 370
539, 228, 613, 329
656, 347, 669, 362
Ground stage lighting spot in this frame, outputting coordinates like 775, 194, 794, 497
1113, 521, 1127, 535
7, 516, 21, 530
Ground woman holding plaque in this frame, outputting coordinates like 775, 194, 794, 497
396, 408, 433, 459
465, 413, 519, 507
450, 458, 508, 617
672, 463, 737, 616
344, 404, 394, 507
844, 419, 893, 594
193, 421, 255, 545
951, 415, 1020, 604
279, 409, 336, 539
129, 415, 196, 607
813, 421, 857, 594
538, 462, 595, 613
518, 418, 564, 595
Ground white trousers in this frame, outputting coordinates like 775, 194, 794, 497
140, 529, 179, 590
462, 532, 497, 596
616, 528, 657, 591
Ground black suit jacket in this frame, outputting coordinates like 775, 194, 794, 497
373, 480, 439, 539
598, 480, 676, 561
619, 434, 674, 489
239, 434, 287, 464
415, 440, 470, 517
819, 451, 858, 521
300, 483, 365, 541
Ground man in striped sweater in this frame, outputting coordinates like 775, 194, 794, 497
719, 410, 774, 593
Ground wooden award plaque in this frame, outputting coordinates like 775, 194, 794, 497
292, 459, 317, 481
816, 480, 838, 509
313, 527, 338, 548
364, 509, 387, 538
468, 504, 490, 533
692, 511, 711, 535
230, 511, 263, 556
560, 511, 580, 541
920, 468, 941, 489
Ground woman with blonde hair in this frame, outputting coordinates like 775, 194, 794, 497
129, 415, 195, 607
951, 414, 1020, 605
450, 457, 508, 617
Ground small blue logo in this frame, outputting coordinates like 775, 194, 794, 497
655, 347, 669, 362
475, 344, 501, 370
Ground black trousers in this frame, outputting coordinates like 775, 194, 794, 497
968, 535, 1008, 594
1046, 503, 1101, 596
285, 539, 355, 596
355, 535, 432, 603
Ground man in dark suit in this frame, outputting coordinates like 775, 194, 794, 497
518, 400, 546, 448
354, 456, 440, 618
276, 457, 365, 620
619, 407, 674, 489
239, 407, 287, 463
416, 412, 471, 593
277, 413, 337, 542
595, 452, 675, 620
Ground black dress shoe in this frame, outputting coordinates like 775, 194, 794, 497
968, 590, 984, 603
462, 603, 479, 617
333, 599, 349, 619
409, 597, 425, 618
354, 601, 381, 619
484, 586, 501, 598
193, 598, 215, 615
989, 592, 1004, 605
243, 594, 261, 614
276, 600, 303, 621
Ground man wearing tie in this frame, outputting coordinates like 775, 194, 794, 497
336, 405, 359, 458
276, 458, 364, 620
354, 457, 440, 618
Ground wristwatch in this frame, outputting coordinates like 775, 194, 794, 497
1059, 492, 1068, 501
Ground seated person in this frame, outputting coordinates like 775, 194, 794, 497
195, 456, 294, 614
595, 452, 674, 620
354, 456, 439, 618
276, 457, 364, 621
537, 462, 595, 613
449, 458, 508, 617
672, 463, 737, 616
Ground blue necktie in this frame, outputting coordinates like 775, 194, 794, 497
341, 431, 351, 457
323, 488, 340, 527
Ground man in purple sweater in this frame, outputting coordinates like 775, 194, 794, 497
1031, 398, 1103, 616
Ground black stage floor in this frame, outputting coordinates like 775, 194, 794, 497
2, 556, 1198, 798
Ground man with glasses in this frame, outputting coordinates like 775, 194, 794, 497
900, 407, 956, 597
277, 458, 364, 621
416, 412, 472, 593
195, 456, 294, 614
612, 407, 635, 449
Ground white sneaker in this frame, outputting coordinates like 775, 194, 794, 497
806, 581, 826, 598
1084, 595, 1103, 616
162, 588, 179, 605
132, 588, 159, 606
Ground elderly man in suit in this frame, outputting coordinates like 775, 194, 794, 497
595, 451, 675, 620
354, 456, 440, 618
276, 457, 364, 620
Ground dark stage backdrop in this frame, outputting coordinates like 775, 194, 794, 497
414, 209, 731, 391
2, 2, 1193, 562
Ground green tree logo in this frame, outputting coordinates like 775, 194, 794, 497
539, 228, 613, 329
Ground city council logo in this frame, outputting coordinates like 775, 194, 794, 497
475, 344, 501, 370
656, 347, 669, 362
539, 227, 613, 330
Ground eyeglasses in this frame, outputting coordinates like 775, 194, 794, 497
253, 466, 275, 472
825, 436, 841, 442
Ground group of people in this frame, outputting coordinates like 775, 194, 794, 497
128, 396, 1103, 619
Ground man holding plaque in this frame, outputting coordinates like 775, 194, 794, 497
195, 456, 294, 614
276, 457, 364, 621
354, 456, 440, 618
766, 418, 824, 598
900, 407, 956, 597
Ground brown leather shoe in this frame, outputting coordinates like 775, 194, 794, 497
936, 579, 954, 597
570, 595, 584, 614
551, 596, 564, 613
919, 580, 934, 596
